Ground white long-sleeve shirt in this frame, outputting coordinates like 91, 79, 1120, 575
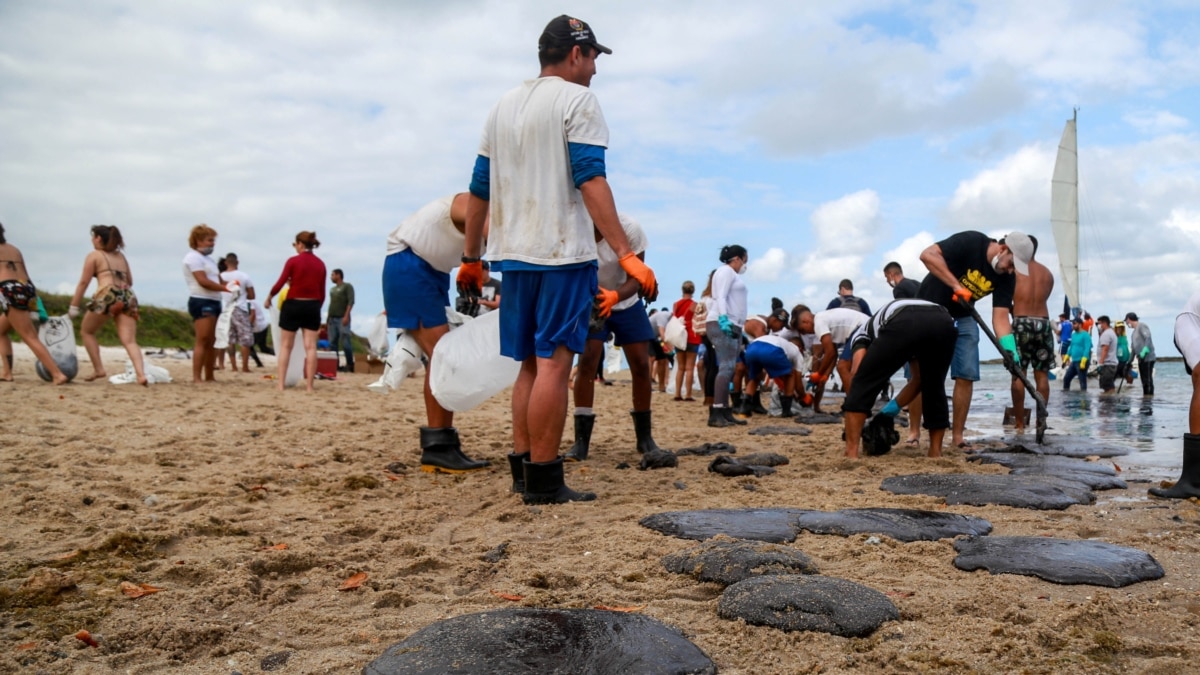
710, 265, 747, 327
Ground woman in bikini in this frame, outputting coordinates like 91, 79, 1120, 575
69, 225, 148, 385
0, 223, 68, 384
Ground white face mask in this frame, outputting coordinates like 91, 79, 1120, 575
990, 254, 1002, 272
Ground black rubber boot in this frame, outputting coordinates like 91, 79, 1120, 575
522, 457, 597, 505
564, 413, 596, 462
731, 392, 751, 419
1150, 434, 1200, 499
508, 452, 529, 493
722, 405, 748, 426
780, 395, 794, 418
419, 427, 491, 474
708, 406, 734, 428
750, 391, 769, 415
630, 410, 677, 470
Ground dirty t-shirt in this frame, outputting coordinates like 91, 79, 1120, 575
916, 230, 1015, 319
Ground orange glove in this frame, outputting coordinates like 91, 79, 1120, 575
951, 287, 972, 305
808, 371, 828, 386
618, 253, 658, 302
456, 259, 483, 297
594, 288, 619, 318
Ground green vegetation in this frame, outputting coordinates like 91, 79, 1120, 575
38, 293, 195, 349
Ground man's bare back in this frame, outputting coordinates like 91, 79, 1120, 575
1012, 258, 1053, 317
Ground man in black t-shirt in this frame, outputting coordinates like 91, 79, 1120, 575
883, 261, 921, 299
916, 231, 1034, 448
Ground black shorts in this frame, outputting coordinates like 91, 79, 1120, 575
649, 338, 669, 360
279, 299, 321, 332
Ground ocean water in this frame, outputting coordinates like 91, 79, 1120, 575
930, 361, 1192, 480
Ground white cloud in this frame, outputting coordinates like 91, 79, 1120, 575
1124, 110, 1190, 135
746, 246, 788, 282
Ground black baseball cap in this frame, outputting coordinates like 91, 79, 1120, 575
539, 15, 611, 55
1125, 312, 1138, 321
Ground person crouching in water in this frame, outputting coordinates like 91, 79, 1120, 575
842, 299, 957, 459
564, 214, 675, 470
382, 193, 490, 473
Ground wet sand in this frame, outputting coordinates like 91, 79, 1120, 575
3, 345, 1200, 673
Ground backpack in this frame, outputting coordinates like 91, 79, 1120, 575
840, 295, 864, 312
692, 300, 709, 336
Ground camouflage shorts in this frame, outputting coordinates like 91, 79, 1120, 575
1013, 316, 1055, 372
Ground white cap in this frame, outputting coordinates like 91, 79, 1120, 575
1005, 232, 1034, 275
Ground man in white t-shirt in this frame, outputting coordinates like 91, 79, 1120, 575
807, 307, 869, 413
382, 192, 491, 474
457, 15, 658, 505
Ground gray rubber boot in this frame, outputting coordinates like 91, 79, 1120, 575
419, 427, 491, 474
1149, 433, 1200, 499
522, 458, 597, 505
564, 413, 595, 462
508, 452, 529, 493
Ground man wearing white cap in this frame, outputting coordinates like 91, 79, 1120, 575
916, 231, 1033, 448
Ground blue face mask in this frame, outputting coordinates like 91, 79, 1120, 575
199, 245, 215, 255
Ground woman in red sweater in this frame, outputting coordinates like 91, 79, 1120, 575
266, 231, 326, 392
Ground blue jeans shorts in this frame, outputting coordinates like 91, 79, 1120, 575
950, 315, 981, 381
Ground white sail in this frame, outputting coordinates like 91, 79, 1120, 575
1051, 115, 1079, 308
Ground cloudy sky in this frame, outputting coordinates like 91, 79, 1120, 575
3, 0, 1199, 354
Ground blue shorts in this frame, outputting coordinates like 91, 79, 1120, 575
383, 248, 449, 330
500, 266, 596, 361
188, 297, 222, 321
950, 315, 981, 381
744, 341, 793, 381
839, 340, 854, 361
589, 299, 656, 346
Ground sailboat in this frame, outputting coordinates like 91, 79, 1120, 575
1051, 109, 1080, 316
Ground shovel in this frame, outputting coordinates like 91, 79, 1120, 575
963, 302, 1048, 444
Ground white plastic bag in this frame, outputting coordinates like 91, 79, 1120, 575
664, 315, 688, 351
269, 301, 304, 388
604, 341, 623, 375
368, 312, 389, 357
35, 316, 79, 382
109, 361, 172, 385
430, 310, 520, 411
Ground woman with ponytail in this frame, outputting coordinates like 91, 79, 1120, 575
706, 245, 749, 427
266, 231, 327, 392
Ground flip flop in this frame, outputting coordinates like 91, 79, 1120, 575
684, 397, 696, 402
904, 438, 920, 447
673, 396, 683, 401
955, 441, 974, 449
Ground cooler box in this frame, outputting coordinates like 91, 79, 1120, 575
316, 350, 339, 377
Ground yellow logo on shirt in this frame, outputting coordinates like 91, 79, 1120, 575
961, 269, 993, 298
